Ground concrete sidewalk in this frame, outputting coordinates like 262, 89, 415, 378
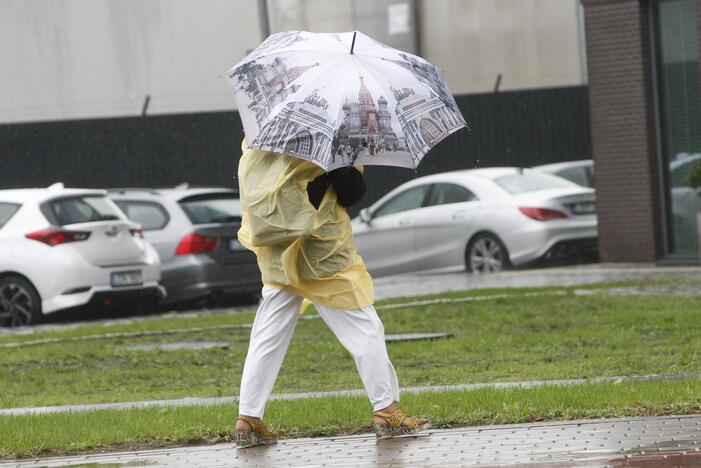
3, 414, 700, 467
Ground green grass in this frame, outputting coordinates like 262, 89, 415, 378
2, 280, 701, 409
2, 380, 700, 459
0, 278, 690, 345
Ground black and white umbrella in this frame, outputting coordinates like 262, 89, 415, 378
224, 30, 467, 171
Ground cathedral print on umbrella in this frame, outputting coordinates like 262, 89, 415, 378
224, 30, 467, 171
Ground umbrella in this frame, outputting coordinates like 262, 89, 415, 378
224, 30, 467, 171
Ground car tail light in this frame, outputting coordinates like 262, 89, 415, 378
519, 207, 568, 221
175, 232, 218, 255
129, 228, 144, 238
25, 229, 91, 246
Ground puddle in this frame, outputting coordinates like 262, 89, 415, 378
609, 451, 701, 466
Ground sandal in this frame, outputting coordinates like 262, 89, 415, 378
372, 409, 430, 439
234, 415, 278, 448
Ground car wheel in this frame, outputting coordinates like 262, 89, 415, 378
0, 276, 43, 327
466, 233, 509, 273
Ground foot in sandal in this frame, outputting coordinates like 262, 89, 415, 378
234, 415, 278, 448
372, 405, 430, 439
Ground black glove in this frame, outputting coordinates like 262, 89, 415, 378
307, 167, 367, 209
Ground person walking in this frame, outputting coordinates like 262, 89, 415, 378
233, 139, 429, 448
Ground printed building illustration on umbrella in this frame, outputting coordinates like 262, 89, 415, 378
392, 86, 465, 156
334, 77, 403, 156
254, 89, 335, 165
229, 56, 319, 127
382, 53, 460, 113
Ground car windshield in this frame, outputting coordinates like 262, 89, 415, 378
113, 201, 169, 231
495, 172, 576, 194
179, 193, 242, 224
49, 196, 123, 225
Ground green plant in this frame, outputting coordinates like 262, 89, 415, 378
683, 161, 701, 192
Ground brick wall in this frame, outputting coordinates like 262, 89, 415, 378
582, 0, 664, 261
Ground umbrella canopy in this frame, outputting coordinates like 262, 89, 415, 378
224, 30, 467, 171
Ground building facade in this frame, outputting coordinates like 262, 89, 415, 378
1, 0, 586, 125
582, 0, 701, 262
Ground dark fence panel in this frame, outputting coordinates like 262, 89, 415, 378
0, 111, 244, 190
0, 86, 590, 217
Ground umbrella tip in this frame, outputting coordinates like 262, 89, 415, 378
350, 31, 357, 54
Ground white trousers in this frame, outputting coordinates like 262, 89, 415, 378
238, 285, 400, 418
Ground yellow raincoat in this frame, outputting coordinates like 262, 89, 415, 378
236, 140, 374, 311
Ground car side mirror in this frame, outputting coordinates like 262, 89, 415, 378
359, 208, 372, 224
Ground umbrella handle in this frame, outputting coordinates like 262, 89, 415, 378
350, 31, 357, 54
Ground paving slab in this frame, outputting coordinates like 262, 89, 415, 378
2, 414, 700, 467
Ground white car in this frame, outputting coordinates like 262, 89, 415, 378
0, 184, 164, 326
352, 168, 598, 277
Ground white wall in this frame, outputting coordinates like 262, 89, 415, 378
0, 0, 586, 124
267, 0, 586, 94
0, 0, 261, 123
267, 0, 354, 32
418, 0, 587, 94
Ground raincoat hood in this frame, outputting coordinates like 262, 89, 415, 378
237, 140, 374, 310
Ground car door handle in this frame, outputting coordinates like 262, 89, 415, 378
398, 219, 411, 226
451, 211, 467, 220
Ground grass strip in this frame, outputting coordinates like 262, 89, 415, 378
3, 289, 701, 408
2, 379, 700, 459
1, 291, 568, 349
1, 278, 694, 347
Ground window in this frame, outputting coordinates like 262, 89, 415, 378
653, 0, 701, 256
426, 183, 477, 206
495, 172, 575, 194
114, 201, 170, 231
555, 167, 591, 188
179, 193, 242, 225
0, 202, 20, 229
48, 196, 123, 226
373, 185, 430, 218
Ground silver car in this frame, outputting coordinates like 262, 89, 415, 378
352, 168, 598, 277
109, 186, 262, 307
532, 159, 595, 188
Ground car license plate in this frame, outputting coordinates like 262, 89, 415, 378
227, 238, 246, 252
569, 202, 596, 214
111, 270, 143, 287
